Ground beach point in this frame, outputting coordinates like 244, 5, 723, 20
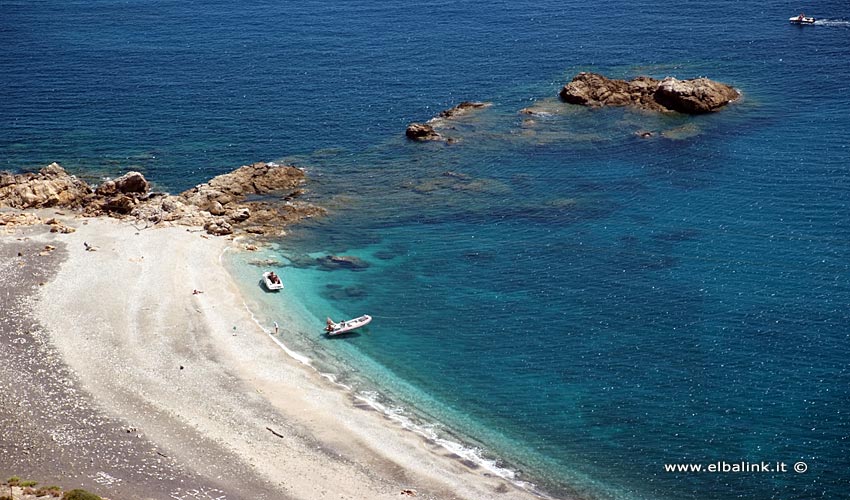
0, 157, 552, 498
0, 206, 547, 499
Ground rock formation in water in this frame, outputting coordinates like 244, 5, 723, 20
405, 123, 443, 141
652, 77, 740, 114
435, 101, 491, 119
0, 162, 325, 237
559, 72, 739, 114
405, 101, 492, 142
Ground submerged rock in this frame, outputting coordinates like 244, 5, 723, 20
316, 255, 370, 271
404, 170, 508, 195
559, 72, 738, 114
660, 123, 702, 140
248, 258, 284, 268
322, 284, 368, 301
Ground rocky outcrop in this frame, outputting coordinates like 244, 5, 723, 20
203, 218, 233, 236
653, 77, 740, 114
96, 171, 150, 196
559, 73, 738, 114
134, 162, 324, 236
406, 101, 492, 142
0, 163, 91, 209
402, 170, 509, 195
179, 162, 304, 212
0, 161, 326, 237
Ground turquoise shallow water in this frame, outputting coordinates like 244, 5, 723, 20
3, 1, 850, 498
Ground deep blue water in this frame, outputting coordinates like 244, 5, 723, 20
3, 1, 850, 498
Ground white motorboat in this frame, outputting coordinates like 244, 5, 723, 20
325, 315, 372, 336
262, 271, 284, 291
789, 14, 815, 24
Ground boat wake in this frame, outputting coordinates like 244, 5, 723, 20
814, 18, 850, 27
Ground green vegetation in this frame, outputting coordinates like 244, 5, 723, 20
62, 489, 102, 500
38, 485, 63, 497
1, 477, 100, 499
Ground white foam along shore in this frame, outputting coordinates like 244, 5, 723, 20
35, 215, 552, 500
237, 273, 544, 493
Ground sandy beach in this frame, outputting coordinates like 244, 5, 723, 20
1, 212, 549, 500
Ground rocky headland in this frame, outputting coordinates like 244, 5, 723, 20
405, 101, 492, 142
0, 161, 326, 237
559, 72, 740, 114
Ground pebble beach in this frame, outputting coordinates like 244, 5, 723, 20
0, 211, 544, 500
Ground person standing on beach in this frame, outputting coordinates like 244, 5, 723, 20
273, 321, 279, 335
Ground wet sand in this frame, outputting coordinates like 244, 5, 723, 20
0, 212, 549, 500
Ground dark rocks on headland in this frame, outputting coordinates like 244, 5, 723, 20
406, 101, 492, 142
0, 162, 326, 237
559, 72, 739, 114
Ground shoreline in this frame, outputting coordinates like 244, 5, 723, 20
8, 211, 555, 500
232, 267, 547, 493
224, 247, 558, 495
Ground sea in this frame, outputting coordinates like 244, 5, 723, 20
2, 1, 849, 498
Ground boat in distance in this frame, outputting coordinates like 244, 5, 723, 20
325, 315, 372, 336
789, 13, 815, 24
262, 271, 284, 291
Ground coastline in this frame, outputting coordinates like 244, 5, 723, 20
0, 214, 263, 499
15, 212, 553, 500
